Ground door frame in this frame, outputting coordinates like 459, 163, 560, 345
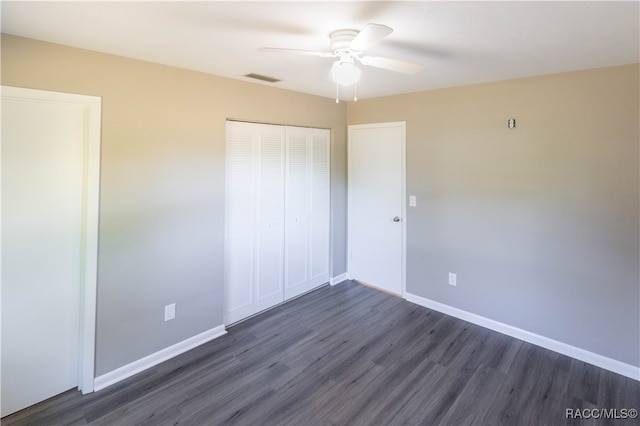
1, 86, 102, 394
347, 121, 407, 297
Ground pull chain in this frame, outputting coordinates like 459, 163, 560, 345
335, 82, 359, 103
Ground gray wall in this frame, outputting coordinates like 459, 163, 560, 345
1, 35, 348, 375
348, 64, 640, 367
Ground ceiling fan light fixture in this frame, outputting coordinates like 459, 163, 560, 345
331, 60, 361, 86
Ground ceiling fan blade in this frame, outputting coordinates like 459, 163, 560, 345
258, 47, 334, 58
361, 56, 423, 74
349, 23, 393, 52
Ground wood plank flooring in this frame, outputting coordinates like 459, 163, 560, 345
3, 280, 638, 425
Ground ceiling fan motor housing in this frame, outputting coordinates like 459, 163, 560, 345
330, 29, 360, 60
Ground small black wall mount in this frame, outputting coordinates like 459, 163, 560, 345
508, 118, 516, 129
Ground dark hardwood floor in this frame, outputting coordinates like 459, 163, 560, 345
3, 281, 638, 425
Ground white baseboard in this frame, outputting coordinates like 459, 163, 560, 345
94, 325, 227, 391
405, 292, 640, 381
330, 273, 348, 286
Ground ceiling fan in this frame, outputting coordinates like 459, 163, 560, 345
259, 23, 423, 102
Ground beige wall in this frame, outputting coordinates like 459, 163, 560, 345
1, 34, 348, 375
348, 64, 640, 367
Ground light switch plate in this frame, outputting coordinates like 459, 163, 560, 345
409, 195, 417, 207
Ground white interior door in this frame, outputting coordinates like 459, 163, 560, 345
348, 122, 405, 296
1, 86, 101, 417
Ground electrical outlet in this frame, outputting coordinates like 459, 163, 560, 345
164, 303, 176, 321
448, 273, 457, 286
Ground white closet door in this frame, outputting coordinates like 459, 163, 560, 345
254, 127, 285, 312
224, 121, 285, 324
284, 127, 310, 298
225, 122, 329, 323
284, 127, 330, 299
308, 129, 331, 287
225, 122, 256, 324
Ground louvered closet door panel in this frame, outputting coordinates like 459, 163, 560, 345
284, 128, 310, 299
224, 121, 256, 324
309, 129, 330, 286
255, 126, 285, 312
284, 126, 330, 300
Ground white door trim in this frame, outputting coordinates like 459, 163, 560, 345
1, 86, 102, 394
347, 121, 406, 297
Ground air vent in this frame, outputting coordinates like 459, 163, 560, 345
244, 73, 281, 83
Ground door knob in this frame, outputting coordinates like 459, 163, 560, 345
393, 216, 401, 222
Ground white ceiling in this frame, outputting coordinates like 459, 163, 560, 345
2, 1, 639, 101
